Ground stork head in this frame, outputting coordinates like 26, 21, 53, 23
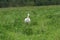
27, 13, 30, 18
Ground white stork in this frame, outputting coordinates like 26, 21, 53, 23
24, 13, 31, 24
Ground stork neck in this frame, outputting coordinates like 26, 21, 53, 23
27, 15, 29, 17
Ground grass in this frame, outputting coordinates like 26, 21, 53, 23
0, 5, 60, 40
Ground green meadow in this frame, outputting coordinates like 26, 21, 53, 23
0, 5, 60, 40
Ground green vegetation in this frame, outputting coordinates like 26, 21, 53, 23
0, 5, 60, 40
0, 0, 60, 7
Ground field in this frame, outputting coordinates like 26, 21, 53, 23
0, 5, 60, 40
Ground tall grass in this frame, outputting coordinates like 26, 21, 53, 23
0, 5, 60, 40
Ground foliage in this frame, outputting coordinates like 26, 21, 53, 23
0, 0, 60, 7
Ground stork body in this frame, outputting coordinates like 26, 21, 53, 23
24, 13, 31, 24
